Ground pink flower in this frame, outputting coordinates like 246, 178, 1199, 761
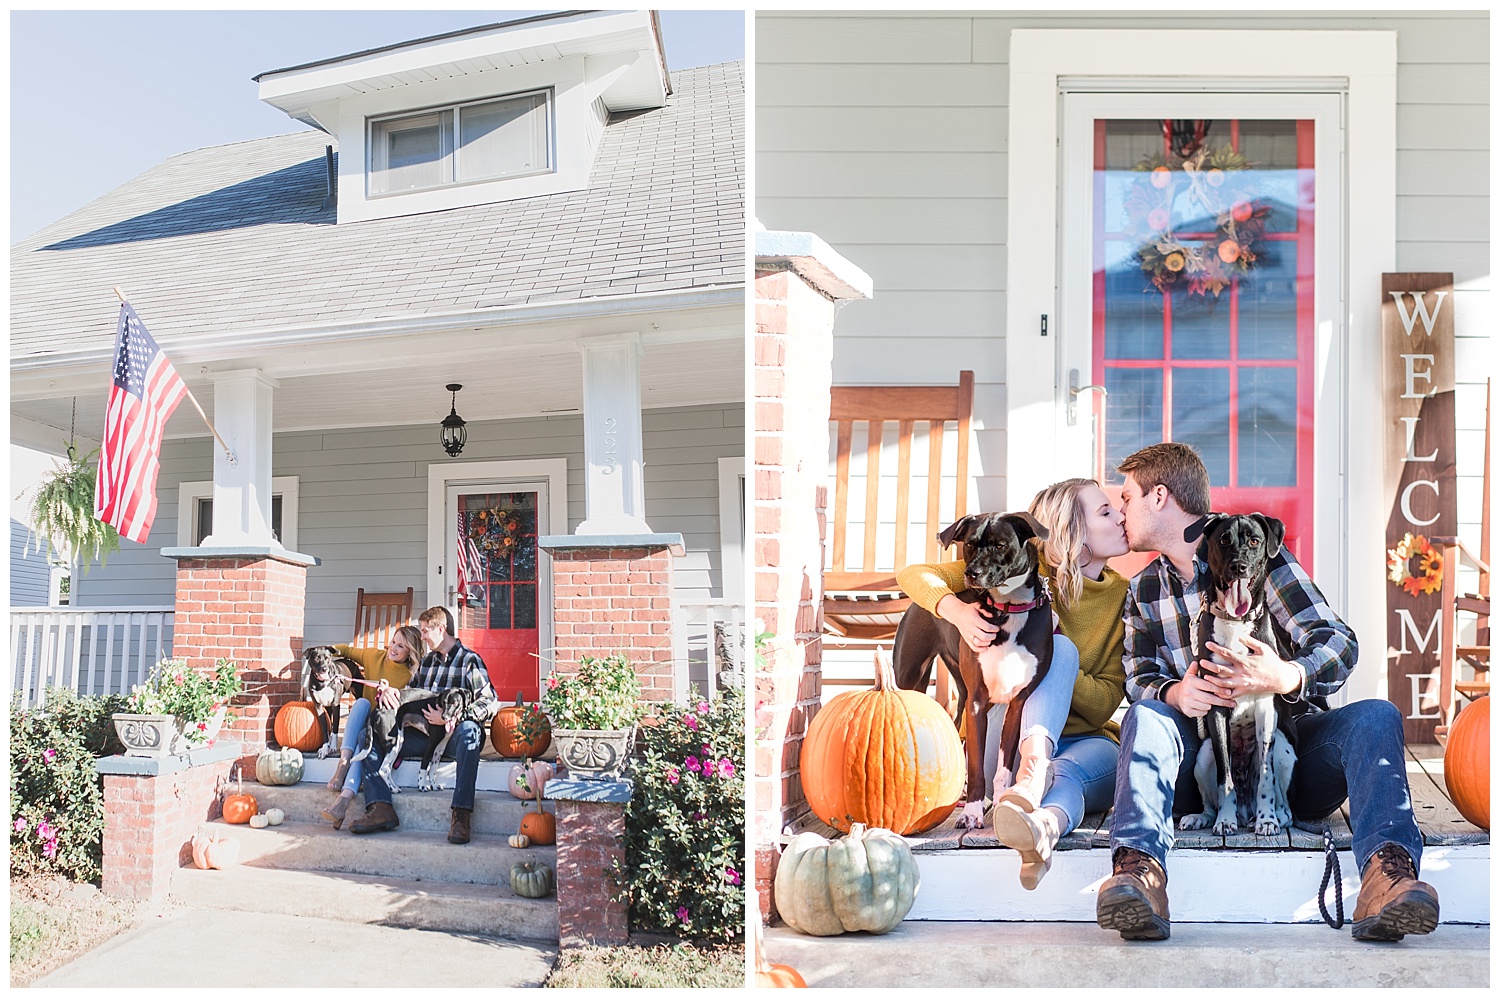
42, 839, 57, 859
676, 906, 690, 923
717, 758, 736, 779
685, 757, 701, 774
682, 714, 699, 731
696, 700, 710, 716
42, 748, 57, 763
547, 676, 558, 689
666, 766, 680, 785
725, 867, 742, 886
701, 744, 711, 756
693, 812, 706, 822
196, 722, 208, 732
13, 817, 27, 833
36, 821, 55, 841
173, 672, 186, 685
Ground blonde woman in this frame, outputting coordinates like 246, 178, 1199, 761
896, 479, 1130, 888
319, 623, 424, 829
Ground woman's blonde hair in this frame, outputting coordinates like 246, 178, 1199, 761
1028, 477, 1100, 610
392, 623, 426, 672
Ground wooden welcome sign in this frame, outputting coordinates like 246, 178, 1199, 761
1381, 273, 1457, 743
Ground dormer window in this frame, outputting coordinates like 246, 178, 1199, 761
368, 89, 553, 197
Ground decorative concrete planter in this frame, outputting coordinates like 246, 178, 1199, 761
552, 727, 636, 780
113, 707, 226, 757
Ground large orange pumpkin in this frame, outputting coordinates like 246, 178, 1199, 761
274, 701, 324, 753
491, 694, 552, 758
1444, 696, 1489, 830
800, 651, 964, 835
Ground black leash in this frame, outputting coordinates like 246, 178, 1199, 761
1317, 820, 1345, 929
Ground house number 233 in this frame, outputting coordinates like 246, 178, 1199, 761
601, 417, 618, 475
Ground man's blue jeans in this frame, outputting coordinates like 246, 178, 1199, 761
1109, 697, 1424, 874
361, 718, 484, 811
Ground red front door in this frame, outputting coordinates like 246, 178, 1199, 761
1091, 116, 1317, 574
453, 488, 541, 700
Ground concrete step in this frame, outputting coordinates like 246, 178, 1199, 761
765, 920, 1489, 987
905, 844, 1489, 924
242, 784, 550, 837
172, 863, 558, 943
198, 817, 552, 887
298, 754, 526, 794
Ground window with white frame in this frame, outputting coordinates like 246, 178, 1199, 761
176, 478, 299, 550
368, 89, 552, 196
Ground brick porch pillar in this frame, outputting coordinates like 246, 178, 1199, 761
538, 533, 685, 703
548, 777, 633, 946
162, 545, 319, 764
753, 228, 872, 923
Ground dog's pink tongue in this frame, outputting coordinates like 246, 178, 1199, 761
1230, 580, 1253, 618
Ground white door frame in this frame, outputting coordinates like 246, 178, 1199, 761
717, 456, 746, 603
426, 458, 568, 670
1005, 29, 1396, 704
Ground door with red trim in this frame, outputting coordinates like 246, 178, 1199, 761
1073, 109, 1322, 577
448, 485, 544, 700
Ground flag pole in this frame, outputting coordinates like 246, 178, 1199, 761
113, 287, 236, 466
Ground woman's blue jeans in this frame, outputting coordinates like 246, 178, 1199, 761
339, 697, 372, 795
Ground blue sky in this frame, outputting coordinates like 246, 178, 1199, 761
9, 9, 746, 243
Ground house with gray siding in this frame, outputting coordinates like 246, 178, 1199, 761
757, 10, 1489, 716
12, 11, 745, 704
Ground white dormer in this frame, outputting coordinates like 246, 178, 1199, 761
254, 10, 670, 223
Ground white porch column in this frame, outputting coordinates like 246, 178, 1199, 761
203, 369, 278, 546
576, 333, 651, 535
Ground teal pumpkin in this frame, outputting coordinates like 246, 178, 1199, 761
510, 860, 555, 899
255, 747, 305, 786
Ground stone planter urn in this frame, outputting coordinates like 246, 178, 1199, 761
113, 707, 227, 757
551, 727, 636, 780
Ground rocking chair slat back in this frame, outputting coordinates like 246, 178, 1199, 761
352, 587, 414, 649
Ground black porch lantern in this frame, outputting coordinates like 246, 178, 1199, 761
440, 383, 467, 457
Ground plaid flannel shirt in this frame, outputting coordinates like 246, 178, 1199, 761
410, 639, 499, 725
1122, 548, 1356, 711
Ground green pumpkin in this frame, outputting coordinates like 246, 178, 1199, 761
773, 823, 919, 936
510, 860, 555, 899
255, 747, 305, 786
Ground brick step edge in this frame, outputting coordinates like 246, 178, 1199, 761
171, 863, 558, 943
198, 818, 555, 887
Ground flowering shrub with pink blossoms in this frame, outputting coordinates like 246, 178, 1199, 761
125, 658, 241, 744
619, 686, 744, 942
10, 687, 128, 882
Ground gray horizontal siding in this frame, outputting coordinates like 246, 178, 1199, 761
71, 404, 743, 649
10, 519, 50, 606
758, 11, 1489, 521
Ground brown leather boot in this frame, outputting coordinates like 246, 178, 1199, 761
349, 801, 399, 834
448, 807, 473, 845
1096, 847, 1171, 940
1351, 844, 1440, 941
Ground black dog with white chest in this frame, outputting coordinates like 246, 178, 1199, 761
300, 645, 366, 759
892, 512, 1055, 830
372, 686, 476, 793
1180, 512, 1298, 836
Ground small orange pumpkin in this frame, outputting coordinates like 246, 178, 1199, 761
274, 701, 325, 752
519, 808, 556, 846
1444, 696, 1489, 830
755, 964, 808, 988
223, 791, 258, 824
491, 693, 552, 758
800, 650, 964, 836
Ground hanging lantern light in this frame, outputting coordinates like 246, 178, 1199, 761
440, 384, 467, 457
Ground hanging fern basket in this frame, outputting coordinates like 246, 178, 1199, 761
27, 443, 120, 571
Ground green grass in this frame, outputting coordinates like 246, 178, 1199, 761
545, 941, 745, 988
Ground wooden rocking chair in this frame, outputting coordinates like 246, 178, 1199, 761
1435, 379, 1491, 744
823, 371, 974, 674
352, 587, 414, 649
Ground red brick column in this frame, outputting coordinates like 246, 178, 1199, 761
540, 536, 683, 702
551, 787, 630, 946
98, 747, 238, 900
165, 548, 314, 761
753, 234, 870, 924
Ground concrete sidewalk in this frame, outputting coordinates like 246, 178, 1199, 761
765, 920, 1491, 988
32, 907, 556, 988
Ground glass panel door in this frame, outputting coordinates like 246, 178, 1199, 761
1089, 114, 1317, 572
448, 484, 544, 700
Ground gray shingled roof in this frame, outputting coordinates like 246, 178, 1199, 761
11, 61, 743, 361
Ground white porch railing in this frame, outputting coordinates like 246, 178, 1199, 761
674, 599, 746, 702
10, 606, 175, 710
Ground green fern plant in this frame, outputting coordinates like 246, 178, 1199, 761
26, 444, 119, 572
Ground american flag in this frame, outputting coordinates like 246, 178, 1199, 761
94, 303, 187, 543
455, 513, 485, 600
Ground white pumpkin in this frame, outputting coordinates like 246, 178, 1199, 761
773, 823, 920, 936
249, 813, 270, 829
265, 808, 285, 826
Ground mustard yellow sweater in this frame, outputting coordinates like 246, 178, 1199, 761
333, 644, 415, 704
895, 545, 1129, 742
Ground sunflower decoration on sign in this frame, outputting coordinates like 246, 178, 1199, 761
1124, 144, 1271, 297
1386, 532, 1443, 597
469, 506, 524, 558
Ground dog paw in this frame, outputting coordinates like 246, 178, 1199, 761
955, 801, 987, 830
1254, 815, 1283, 836
1213, 818, 1239, 836
1179, 813, 1212, 831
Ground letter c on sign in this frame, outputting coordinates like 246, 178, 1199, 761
1400, 480, 1440, 526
